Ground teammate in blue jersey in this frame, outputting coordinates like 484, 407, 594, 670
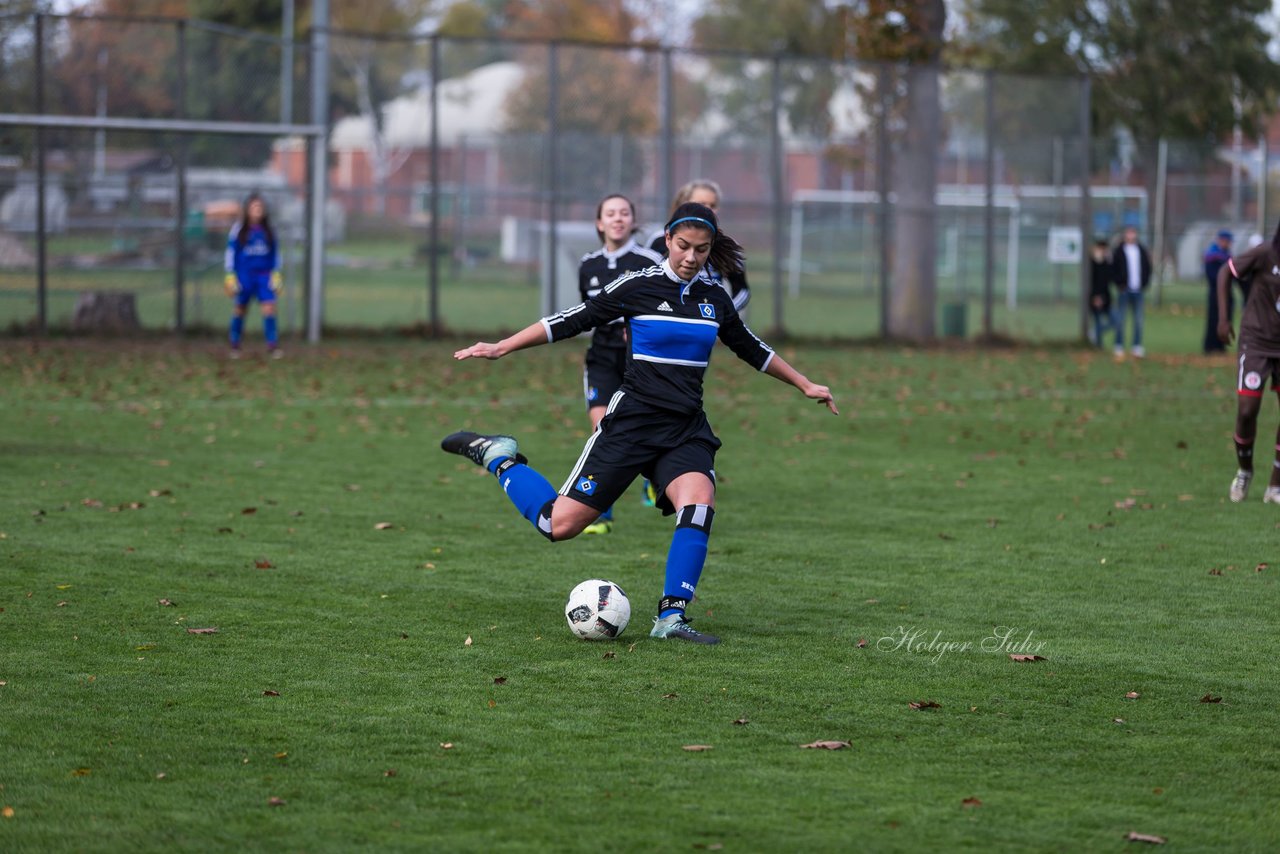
224, 193, 282, 358
442, 202, 838, 644
577, 193, 664, 534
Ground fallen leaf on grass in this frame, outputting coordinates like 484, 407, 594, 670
135, 644, 156, 651
1125, 831, 1166, 844
57, 601, 67, 607
149, 489, 173, 497
383, 769, 397, 777
217, 527, 233, 534
72, 768, 91, 777
1200, 693, 1223, 704
81, 498, 103, 508
241, 507, 257, 515
263, 690, 280, 697
1256, 563, 1268, 573
682, 745, 713, 752
961, 797, 982, 808
439, 742, 454, 750
267, 797, 286, 807
1208, 568, 1223, 576
732, 717, 749, 726
374, 522, 394, 530
493, 677, 507, 685
464, 636, 472, 647
857, 638, 867, 648
255, 559, 274, 569
185, 627, 218, 635
662, 693, 678, 699
908, 701, 941, 710
157, 598, 176, 607
55, 584, 72, 590
1009, 654, 1046, 662
2, 806, 14, 818
800, 740, 850, 750
1126, 692, 1141, 699
1113, 718, 1126, 724
602, 651, 616, 659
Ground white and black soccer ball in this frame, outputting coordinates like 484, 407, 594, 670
565, 579, 631, 640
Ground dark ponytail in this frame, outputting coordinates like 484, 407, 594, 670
665, 201, 745, 277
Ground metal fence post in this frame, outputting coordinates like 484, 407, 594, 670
770, 54, 784, 336
983, 69, 995, 338
659, 46, 674, 217
281, 0, 295, 125
545, 41, 559, 318
428, 34, 440, 336
1152, 137, 1167, 305
1078, 75, 1092, 341
174, 19, 187, 332
35, 12, 47, 335
306, 0, 329, 343
876, 63, 891, 340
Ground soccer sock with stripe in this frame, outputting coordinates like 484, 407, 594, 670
488, 457, 558, 536
1235, 432, 1255, 471
229, 314, 244, 347
659, 504, 714, 618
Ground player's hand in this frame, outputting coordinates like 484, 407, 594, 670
454, 341, 504, 361
802, 382, 839, 415
223, 273, 238, 297
1218, 320, 1234, 345
270, 271, 282, 293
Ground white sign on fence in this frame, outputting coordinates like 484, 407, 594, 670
1047, 226, 1082, 264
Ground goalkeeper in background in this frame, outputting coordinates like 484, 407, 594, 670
224, 192, 282, 359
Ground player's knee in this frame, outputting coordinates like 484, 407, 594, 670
537, 498, 558, 542
675, 503, 715, 534
1239, 397, 1263, 420
261, 303, 276, 317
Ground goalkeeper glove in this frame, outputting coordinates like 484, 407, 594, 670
270, 271, 282, 293
223, 273, 238, 297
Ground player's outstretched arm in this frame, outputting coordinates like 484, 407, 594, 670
763, 354, 839, 415
454, 319, 549, 361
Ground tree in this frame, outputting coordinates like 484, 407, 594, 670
956, 0, 1280, 220
497, 0, 661, 199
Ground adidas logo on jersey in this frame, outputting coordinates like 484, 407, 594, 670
656, 301, 673, 312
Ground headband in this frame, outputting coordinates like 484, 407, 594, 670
667, 216, 716, 235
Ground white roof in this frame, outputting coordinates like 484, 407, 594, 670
330, 61, 526, 150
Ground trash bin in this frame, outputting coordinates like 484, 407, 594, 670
941, 301, 968, 338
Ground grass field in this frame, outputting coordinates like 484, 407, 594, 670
3, 337, 1278, 852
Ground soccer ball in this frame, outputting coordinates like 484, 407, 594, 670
565, 579, 631, 640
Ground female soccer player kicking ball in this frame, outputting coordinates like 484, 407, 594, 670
442, 203, 837, 644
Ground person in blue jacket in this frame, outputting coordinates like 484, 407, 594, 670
1203, 229, 1233, 354
224, 193, 282, 358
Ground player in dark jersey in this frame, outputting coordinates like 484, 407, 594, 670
647, 179, 750, 314
441, 202, 837, 644
1216, 220, 1280, 504
577, 194, 663, 534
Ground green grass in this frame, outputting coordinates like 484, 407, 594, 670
2, 334, 1278, 852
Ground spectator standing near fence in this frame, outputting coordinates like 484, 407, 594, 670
1088, 238, 1113, 348
1203, 229, 1233, 354
1111, 225, 1152, 359
575, 194, 663, 534
225, 193, 282, 359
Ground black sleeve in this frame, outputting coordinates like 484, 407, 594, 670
715, 296, 773, 371
544, 277, 630, 342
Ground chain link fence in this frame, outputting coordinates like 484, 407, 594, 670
5, 12, 1264, 342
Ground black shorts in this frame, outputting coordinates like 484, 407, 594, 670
560, 392, 720, 515
583, 345, 627, 410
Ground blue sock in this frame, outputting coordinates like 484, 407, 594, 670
599, 506, 614, 521
264, 315, 278, 346
487, 457, 557, 530
660, 505, 714, 618
229, 314, 244, 346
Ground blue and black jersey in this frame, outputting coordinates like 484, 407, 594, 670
578, 238, 664, 351
544, 259, 774, 415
